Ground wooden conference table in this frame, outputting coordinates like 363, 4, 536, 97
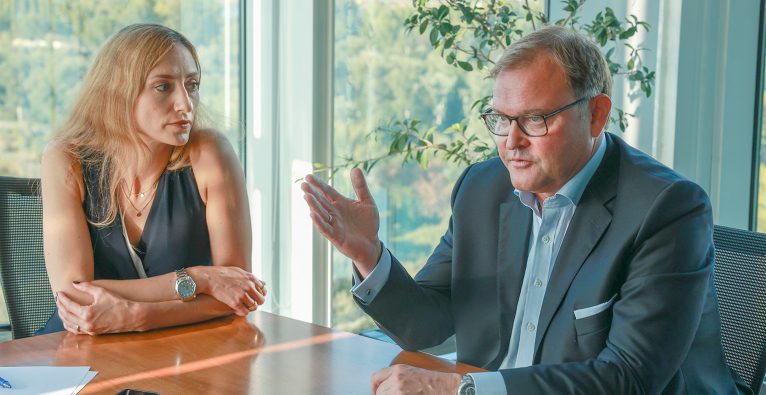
0, 311, 484, 394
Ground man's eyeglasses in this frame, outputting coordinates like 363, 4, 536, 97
480, 97, 588, 137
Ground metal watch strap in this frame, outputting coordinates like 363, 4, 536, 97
457, 374, 475, 395
176, 268, 189, 278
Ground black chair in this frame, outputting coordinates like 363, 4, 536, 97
0, 176, 55, 339
713, 225, 766, 394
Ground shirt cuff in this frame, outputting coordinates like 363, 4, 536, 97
351, 246, 391, 305
468, 372, 507, 395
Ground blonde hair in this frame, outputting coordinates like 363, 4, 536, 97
491, 25, 612, 100
55, 24, 203, 226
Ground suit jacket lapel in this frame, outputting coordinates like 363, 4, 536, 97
491, 196, 532, 369
533, 135, 619, 356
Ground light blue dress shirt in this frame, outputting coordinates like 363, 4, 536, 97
353, 138, 606, 394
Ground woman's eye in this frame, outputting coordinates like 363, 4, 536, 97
154, 83, 169, 92
187, 81, 200, 92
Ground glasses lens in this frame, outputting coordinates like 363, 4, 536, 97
519, 115, 547, 136
484, 114, 507, 135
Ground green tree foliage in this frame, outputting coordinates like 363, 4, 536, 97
0, 0, 240, 179
332, 0, 499, 333
332, 0, 655, 174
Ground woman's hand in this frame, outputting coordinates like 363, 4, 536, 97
190, 266, 266, 316
56, 282, 141, 335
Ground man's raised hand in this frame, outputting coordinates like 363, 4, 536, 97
302, 168, 382, 277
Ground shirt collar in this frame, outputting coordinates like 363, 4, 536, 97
513, 134, 607, 210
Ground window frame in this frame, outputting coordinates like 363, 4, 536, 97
245, 0, 332, 325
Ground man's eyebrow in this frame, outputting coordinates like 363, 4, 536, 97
490, 107, 546, 115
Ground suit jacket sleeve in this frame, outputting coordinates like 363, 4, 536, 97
353, 164, 474, 351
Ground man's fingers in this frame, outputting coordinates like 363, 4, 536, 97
304, 174, 344, 202
371, 366, 394, 394
350, 168, 375, 203
309, 212, 336, 241
303, 192, 331, 223
301, 181, 336, 212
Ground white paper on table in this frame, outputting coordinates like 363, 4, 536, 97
0, 366, 95, 395
71, 371, 98, 395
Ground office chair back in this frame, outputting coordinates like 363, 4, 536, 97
714, 225, 766, 394
0, 176, 55, 339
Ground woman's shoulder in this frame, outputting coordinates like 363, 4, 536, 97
188, 128, 239, 172
186, 129, 242, 204
189, 128, 234, 149
41, 139, 85, 199
42, 140, 83, 177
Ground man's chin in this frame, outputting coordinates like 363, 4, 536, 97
508, 174, 539, 194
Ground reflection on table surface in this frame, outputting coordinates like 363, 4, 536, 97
0, 311, 484, 394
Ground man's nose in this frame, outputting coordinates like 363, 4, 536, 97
504, 120, 527, 151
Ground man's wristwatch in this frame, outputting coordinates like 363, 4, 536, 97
457, 374, 475, 395
174, 268, 197, 302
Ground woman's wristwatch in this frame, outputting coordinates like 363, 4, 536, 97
175, 268, 197, 302
457, 374, 475, 395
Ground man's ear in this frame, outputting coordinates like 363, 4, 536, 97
589, 94, 612, 137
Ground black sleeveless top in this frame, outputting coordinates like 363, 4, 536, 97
37, 162, 212, 334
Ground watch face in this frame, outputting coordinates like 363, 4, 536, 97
178, 279, 196, 298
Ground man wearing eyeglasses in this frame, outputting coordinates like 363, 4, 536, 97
302, 25, 743, 395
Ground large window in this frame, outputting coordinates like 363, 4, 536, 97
331, 0, 538, 332
0, 0, 241, 334
757, 16, 766, 231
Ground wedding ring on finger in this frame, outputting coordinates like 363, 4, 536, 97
328, 213, 334, 225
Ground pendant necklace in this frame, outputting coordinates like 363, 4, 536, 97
127, 182, 155, 198
122, 178, 160, 217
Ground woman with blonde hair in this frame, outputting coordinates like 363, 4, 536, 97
38, 23, 265, 335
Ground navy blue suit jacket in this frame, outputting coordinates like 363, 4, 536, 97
357, 133, 741, 394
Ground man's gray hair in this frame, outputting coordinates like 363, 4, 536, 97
490, 25, 612, 99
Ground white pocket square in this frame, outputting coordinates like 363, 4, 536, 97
574, 294, 617, 320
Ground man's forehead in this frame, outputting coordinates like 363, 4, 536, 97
491, 54, 571, 111
494, 52, 563, 82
